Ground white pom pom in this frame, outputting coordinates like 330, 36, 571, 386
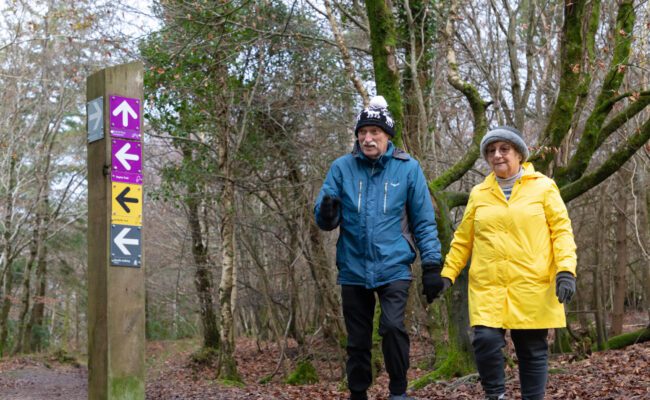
368, 95, 388, 111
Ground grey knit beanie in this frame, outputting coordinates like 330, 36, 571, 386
480, 126, 529, 161
355, 96, 396, 138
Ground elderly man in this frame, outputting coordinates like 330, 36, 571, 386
314, 96, 442, 400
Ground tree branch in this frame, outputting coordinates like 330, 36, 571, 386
561, 117, 650, 202
554, 0, 635, 186
430, 0, 488, 192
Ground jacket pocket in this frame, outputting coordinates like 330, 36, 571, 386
383, 179, 406, 215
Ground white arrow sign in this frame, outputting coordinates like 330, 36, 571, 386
88, 100, 102, 131
114, 227, 139, 255
112, 100, 138, 127
115, 142, 140, 171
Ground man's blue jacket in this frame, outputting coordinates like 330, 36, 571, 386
314, 142, 442, 288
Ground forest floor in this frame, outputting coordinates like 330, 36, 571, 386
0, 330, 648, 400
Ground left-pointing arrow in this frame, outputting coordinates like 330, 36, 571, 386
88, 100, 102, 131
116, 186, 139, 213
115, 142, 140, 171
114, 227, 139, 255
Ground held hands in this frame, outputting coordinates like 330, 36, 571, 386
421, 263, 451, 304
556, 272, 576, 304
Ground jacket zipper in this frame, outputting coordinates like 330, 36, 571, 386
383, 182, 388, 214
357, 180, 363, 213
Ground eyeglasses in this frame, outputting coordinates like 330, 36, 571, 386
486, 144, 514, 157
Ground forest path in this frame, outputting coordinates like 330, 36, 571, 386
0, 359, 86, 400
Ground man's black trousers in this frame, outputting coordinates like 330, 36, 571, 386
341, 280, 411, 399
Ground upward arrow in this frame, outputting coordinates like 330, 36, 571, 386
112, 100, 137, 127
116, 186, 139, 213
88, 100, 102, 131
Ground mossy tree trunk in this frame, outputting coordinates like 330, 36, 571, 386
365, 0, 404, 148
182, 144, 221, 350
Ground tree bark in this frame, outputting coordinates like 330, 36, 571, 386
555, 0, 636, 186
593, 186, 608, 349
364, 0, 404, 147
217, 142, 240, 380
611, 177, 628, 336
26, 192, 50, 353
183, 145, 220, 350
305, 219, 345, 344
12, 222, 38, 354
0, 154, 17, 356
638, 164, 650, 323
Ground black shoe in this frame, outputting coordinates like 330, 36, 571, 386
349, 392, 368, 400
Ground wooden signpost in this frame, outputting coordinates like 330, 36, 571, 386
86, 62, 145, 400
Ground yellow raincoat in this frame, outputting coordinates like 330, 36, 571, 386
441, 163, 577, 329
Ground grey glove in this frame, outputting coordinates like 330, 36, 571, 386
422, 263, 452, 303
556, 272, 576, 304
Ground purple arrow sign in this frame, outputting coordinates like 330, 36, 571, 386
111, 138, 143, 185
109, 95, 141, 140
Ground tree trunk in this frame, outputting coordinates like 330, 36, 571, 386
24, 178, 50, 353
287, 227, 303, 345
183, 147, 220, 350
364, 0, 404, 147
0, 154, 17, 356
593, 186, 608, 349
12, 226, 39, 354
635, 161, 650, 324
606, 326, 650, 350
611, 180, 628, 336
306, 219, 345, 344
217, 165, 240, 381
0, 262, 14, 357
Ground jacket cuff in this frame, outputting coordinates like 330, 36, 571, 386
556, 271, 576, 280
421, 262, 442, 273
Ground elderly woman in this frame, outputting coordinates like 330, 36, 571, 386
426, 126, 577, 400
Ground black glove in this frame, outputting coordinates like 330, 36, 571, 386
556, 272, 576, 304
320, 195, 341, 230
422, 263, 451, 304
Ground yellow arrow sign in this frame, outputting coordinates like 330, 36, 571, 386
111, 182, 142, 226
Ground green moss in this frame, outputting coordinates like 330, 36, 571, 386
110, 375, 145, 399
365, 0, 404, 146
218, 354, 242, 383
338, 334, 348, 350
605, 328, 650, 350
51, 348, 81, 367
286, 360, 319, 385
551, 328, 572, 354
409, 342, 475, 390
219, 378, 246, 388
189, 346, 219, 367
